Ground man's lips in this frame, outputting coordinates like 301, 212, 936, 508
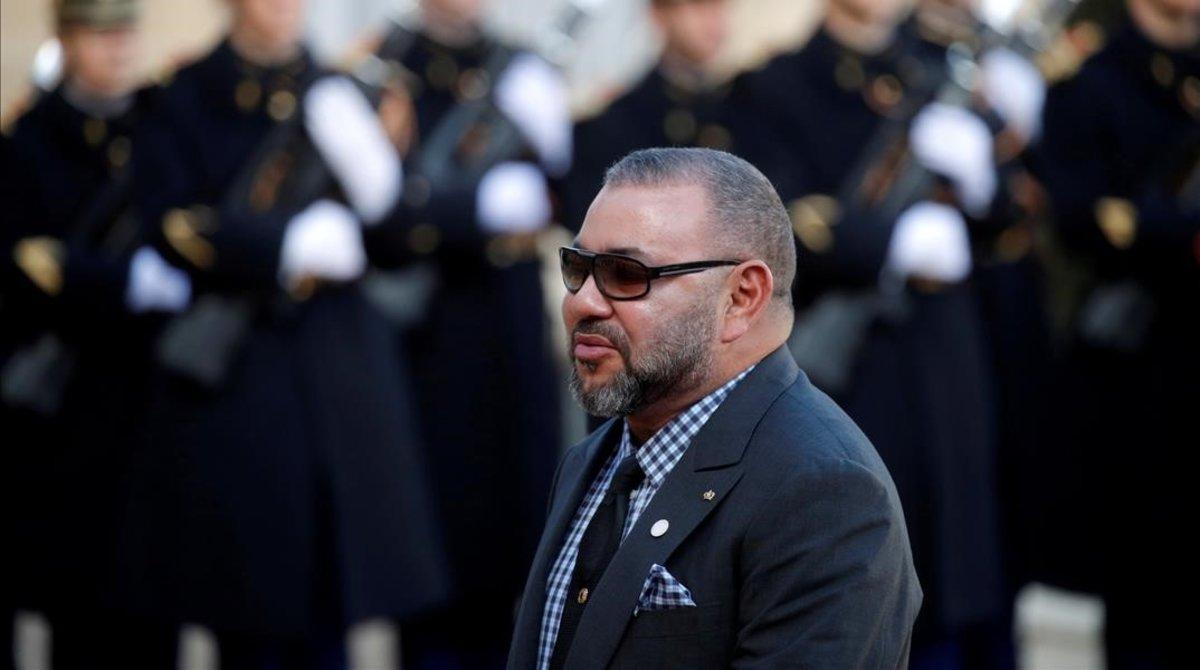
573, 334, 617, 364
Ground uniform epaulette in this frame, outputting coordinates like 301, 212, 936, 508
153, 46, 210, 88
570, 84, 625, 123
151, 61, 179, 88
0, 87, 36, 137
1038, 20, 1106, 85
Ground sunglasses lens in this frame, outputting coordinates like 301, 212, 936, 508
560, 249, 590, 292
595, 255, 650, 299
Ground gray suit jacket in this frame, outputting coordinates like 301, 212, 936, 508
508, 346, 922, 669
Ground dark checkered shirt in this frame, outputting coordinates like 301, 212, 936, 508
536, 366, 754, 669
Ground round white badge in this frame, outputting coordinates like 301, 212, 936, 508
650, 519, 669, 537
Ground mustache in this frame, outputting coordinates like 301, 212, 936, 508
572, 320, 632, 361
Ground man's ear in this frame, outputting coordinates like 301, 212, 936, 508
719, 260, 773, 343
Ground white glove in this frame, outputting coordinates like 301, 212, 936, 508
278, 200, 367, 289
477, 162, 552, 235
884, 201, 973, 283
910, 102, 997, 217
494, 53, 572, 178
981, 47, 1046, 143
125, 246, 191, 313
305, 76, 402, 225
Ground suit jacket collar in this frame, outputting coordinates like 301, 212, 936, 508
510, 345, 800, 669
509, 418, 622, 669
691, 346, 800, 471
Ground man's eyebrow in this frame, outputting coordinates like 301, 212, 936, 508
568, 241, 650, 260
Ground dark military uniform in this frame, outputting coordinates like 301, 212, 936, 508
118, 39, 447, 652
1039, 18, 1199, 668
741, 28, 1005, 656
564, 68, 769, 231
367, 27, 563, 665
1, 84, 177, 666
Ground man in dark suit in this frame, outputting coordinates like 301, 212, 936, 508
739, 1, 1008, 663
509, 147, 921, 669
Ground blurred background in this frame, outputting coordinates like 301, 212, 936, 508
2, 0, 1195, 668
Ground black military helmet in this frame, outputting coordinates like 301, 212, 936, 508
56, 0, 140, 28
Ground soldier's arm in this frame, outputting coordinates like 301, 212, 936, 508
1039, 74, 1199, 269
2, 121, 136, 318
132, 93, 293, 292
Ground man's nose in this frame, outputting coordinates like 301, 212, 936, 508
563, 273, 613, 323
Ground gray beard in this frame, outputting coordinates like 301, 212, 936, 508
569, 301, 716, 418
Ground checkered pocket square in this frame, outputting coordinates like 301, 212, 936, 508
635, 563, 696, 614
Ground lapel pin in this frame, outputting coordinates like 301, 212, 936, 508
702, 490, 716, 501
650, 519, 669, 537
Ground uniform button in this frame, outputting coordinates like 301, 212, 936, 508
107, 135, 131, 169
456, 67, 490, 101
408, 223, 441, 255
789, 194, 840, 254
834, 55, 865, 91
1095, 197, 1137, 250
663, 108, 696, 144
426, 53, 459, 90
83, 118, 107, 147
697, 124, 732, 151
1181, 76, 1199, 118
235, 78, 262, 113
867, 74, 903, 115
405, 175, 432, 208
13, 236, 65, 296
1150, 53, 1175, 88
268, 90, 297, 122
577, 587, 589, 604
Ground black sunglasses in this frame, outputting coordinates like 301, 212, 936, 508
559, 247, 742, 301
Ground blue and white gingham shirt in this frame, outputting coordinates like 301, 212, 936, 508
536, 366, 754, 669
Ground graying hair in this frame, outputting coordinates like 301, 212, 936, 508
602, 147, 796, 305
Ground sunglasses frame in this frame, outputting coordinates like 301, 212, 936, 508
559, 247, 743, 301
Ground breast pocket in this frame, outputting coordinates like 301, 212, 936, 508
627, 601, 726, 639
613, 602, 732, 670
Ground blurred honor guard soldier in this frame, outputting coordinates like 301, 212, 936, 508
905, 0, 1059, 663
509, 148, 921, 669
1039, 1, 1199, 666
352, 1, 571, 665
564, 0, 767, 232
1, 0, 186, 666
741, 0, 1005, 664
118, 0, 446, 665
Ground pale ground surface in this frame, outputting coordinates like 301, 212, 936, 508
12, 582, 1107, 669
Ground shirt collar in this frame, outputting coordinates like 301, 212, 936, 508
618, 364, 755, 489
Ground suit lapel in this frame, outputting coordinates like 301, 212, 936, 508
510, 419, 623, 669
563, 346, 801, 669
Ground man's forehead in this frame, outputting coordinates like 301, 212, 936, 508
576, 182, 709, 261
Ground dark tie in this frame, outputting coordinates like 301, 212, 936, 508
549, 453, 645, 670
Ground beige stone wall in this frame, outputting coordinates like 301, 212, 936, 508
1, 0, 227, 124
3, 0, 822, 124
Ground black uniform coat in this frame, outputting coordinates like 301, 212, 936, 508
372, 29, 562, 613
1038, 19, 1199, 659
509, 346, 921, 669
564, 67, 771, 232
740, 29, 1004, 636
117, 39, 447, 636
1, 86, 153, 614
